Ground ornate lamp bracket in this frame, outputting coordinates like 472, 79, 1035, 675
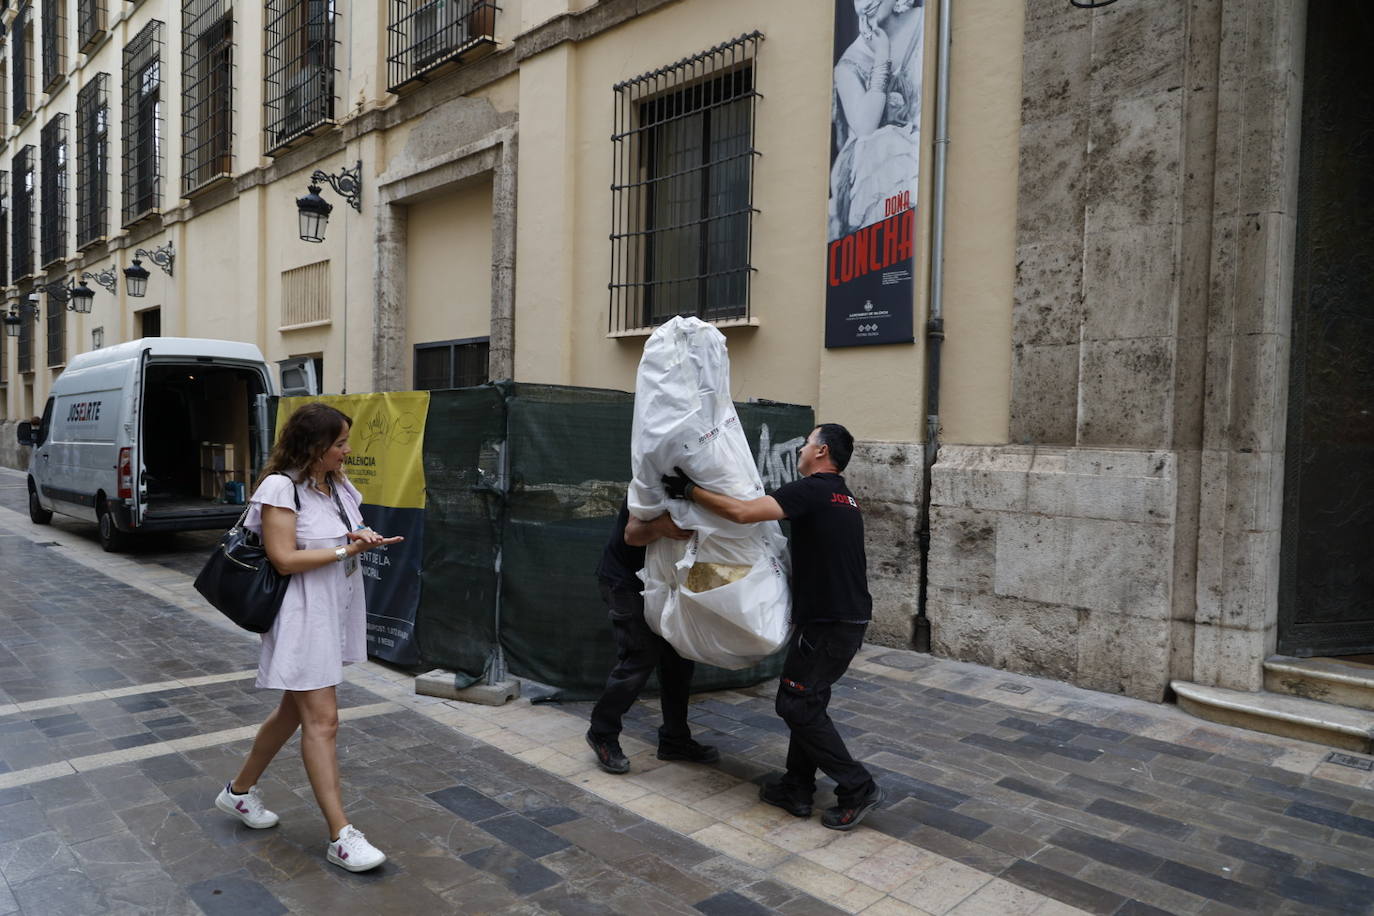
311, 160, 363, 213
85, 267, 118, 295
134, 241, 176, 277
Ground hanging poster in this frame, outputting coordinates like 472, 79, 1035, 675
825, 0, 924, 348
278, 391, 430, 665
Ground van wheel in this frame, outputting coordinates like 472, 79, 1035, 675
98, 505, 128, 552
28, 486, 52, 525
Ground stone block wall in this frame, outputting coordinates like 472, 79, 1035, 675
0, 421, 31, 473
929, 445, 1179, 701
846, 440, 922, 648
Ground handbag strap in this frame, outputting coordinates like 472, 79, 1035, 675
328, 480, 354, 532
235, 473, 303, 531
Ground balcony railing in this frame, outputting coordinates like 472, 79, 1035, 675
386, 0, 497, 92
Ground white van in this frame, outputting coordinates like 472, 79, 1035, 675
17, 337, 278, 551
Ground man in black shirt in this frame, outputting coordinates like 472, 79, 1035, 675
662, 423, 882, 830
586, 500, 721, 774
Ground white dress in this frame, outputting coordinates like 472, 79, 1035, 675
245, 473, 368, 690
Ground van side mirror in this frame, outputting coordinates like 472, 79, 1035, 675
16, 422, 32, 447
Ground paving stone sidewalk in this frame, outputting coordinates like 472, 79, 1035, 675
1, 466, 1373, 915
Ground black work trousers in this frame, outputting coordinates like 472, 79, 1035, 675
588, 582, 695, 745
775, 621, 875, 807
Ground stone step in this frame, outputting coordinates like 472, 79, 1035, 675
1171, 680, 1374, 753
1263, 655, 1374, 712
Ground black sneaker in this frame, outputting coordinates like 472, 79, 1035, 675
758, 777, 812, 818
656, 739, 720, 764
821, 784, 884, 831
585, 731, 630, 774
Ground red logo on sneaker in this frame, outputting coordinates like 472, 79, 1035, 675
338, 848, 348, 860
235, 801, 248, 814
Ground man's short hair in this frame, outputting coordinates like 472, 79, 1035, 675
814, 423, 854, 471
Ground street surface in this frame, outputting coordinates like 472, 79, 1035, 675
1, 466, 1372, 915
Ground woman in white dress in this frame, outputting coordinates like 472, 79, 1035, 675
213, 402, 402, 872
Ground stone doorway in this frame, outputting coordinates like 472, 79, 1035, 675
1278, 3, 1374, 657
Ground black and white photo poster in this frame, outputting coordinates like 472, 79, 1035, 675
825, 0, 924, 348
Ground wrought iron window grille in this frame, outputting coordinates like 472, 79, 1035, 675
608, 32, 763, 334
76, 73, 110, 249
17, 298, 34, 373
12, 145, 35, 281
122, 20, 164, 227
41, 0, 67, 93
386, 0, 498, 91
264, 0, 337, 153
40, 113, 69, 268
12, 4, 34, 126
182, 0, 234, 194
413, 337, 490, 390
46, 276, 66, 367
78, 0, 108, 53
0, 171, 9, 288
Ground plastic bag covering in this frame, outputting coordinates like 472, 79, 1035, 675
629, 317, 795, 669
406, 381, 812, 700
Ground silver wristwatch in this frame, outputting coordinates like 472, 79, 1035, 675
334, 545, 348, 562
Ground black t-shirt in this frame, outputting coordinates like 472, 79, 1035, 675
596, 501, 646, 590
771, 473, 872, 624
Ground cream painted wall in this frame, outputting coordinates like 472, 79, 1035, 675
404, 178, 496, 383
552, 0, 853, 410
937, 0, 1020, 445
1, 0, 1022, 446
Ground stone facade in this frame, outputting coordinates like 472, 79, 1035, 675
846, 440, 923, 648
928, 0, 1305, 700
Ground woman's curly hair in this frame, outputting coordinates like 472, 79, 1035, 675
259, 402, 353, 487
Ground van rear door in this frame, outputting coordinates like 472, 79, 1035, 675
128, 346, 151, 528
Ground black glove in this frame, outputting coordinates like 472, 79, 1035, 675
661, 466, 698, 501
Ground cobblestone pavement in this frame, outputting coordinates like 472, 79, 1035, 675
2, 466, 1374, 915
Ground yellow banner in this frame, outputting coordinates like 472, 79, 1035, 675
277, 392, 430, 509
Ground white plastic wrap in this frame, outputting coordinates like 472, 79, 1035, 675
629, 317, 792, 669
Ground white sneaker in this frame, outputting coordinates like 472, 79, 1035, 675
214, 783, 280, 829
326, 824, 387, 872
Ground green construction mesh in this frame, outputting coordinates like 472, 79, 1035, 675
414, 384, 509, 686
400, 383, 814, 700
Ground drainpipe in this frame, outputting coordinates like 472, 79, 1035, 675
913, 0, 952, 653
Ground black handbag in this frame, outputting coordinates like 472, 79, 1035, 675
194, 474, 300, 634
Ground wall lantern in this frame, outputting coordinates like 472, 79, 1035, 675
296, 185, 332, 243
3, 294, 40, 338
123, 258, 151, 298
123, 242, 175, 297
67, 279, 96, 314
297, 160, 362, 242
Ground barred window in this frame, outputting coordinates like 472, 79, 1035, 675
41, 0, 67, 93
182, 1, 234, 194
0, 43, 8, 128
264, 0, 336, 153
12, 146, 35, 281
386, 0, 497, 91
414, 337, 489, 390
78, 0, 108, 53
280, 260, 330, 327
12, 4, 34, 126
0, 172, 8, 287
46, 280, 66, 368
40, 113, 69, 268
18, 301, 34, 373
122, 21, 163, 226
608, 33, 762, 334
76, 74, 110, 248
